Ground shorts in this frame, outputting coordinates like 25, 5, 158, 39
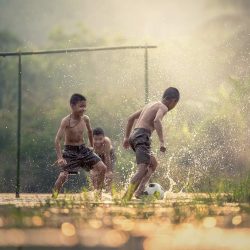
129, 128, 152, 165
62, 144, 101, 172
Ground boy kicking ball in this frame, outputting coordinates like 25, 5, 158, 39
122, 87, 180, 201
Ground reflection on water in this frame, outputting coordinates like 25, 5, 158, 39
0, 193, 249, 250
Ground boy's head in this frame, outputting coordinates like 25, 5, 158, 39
70, 93, 86, 116
162, 87, 180, 111
93, 127, 105, 146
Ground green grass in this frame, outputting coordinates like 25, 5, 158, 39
0, 191, 249, 229
215, 174, 250, 203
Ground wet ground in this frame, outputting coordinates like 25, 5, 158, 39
0, 193, 249, 250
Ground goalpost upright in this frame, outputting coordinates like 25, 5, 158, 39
0, 45, 157, 197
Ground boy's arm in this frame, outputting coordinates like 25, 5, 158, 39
84, 115, 94, 147
55, 118, 67, 166
123, 109, 142, 149
154, 106, 168, 152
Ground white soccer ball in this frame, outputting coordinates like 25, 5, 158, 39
144, 183, 165, 200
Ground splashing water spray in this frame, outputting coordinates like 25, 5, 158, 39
162, 154, 177, 193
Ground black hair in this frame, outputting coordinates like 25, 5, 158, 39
70, 93, 86, 105
93, 127, 105, 136
162, 87, 180, 101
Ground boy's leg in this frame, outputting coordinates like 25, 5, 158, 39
89, 170, 95, 190
89, 168, 108, 191
52, 171, 69, 198
134, 155, 157, 198
105, 150, 115, 193
104, 171, 113, 192
105, 149, 116, 193
122, 163, 148, 201
123, 129, 152, 201
91, 161, 107, 196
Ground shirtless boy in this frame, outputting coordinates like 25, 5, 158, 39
92, 127, 115, 192
122, 87, 180, 201
52, 94, 107, 198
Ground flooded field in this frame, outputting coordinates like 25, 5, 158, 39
0, 193, 249, 250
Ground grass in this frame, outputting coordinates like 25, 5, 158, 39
0, 175, 249, 233
215, 174, 250, 203
0, 191, 249, 228
0, 192, 249, 249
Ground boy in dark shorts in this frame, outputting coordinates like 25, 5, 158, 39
122, 87, 180, 201
52, 94, 107, 198
92, 127, 115, 192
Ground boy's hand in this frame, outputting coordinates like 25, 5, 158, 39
160, 142, 166, 153
123, 138, 130, 149
57, 158, 67, 167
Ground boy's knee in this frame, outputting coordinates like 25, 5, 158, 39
138, 164, 148, 173
100, 162, 107, 173
94, 161, 107, 173
150, 156, 157, 171
151, 162, 157, 172
60, 171, 69, 180
105, 171, 113, 178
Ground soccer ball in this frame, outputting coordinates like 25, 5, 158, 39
144, 183, 165, 200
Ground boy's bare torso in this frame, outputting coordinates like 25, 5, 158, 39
64, 114, 87, 145
94, 137, 112, 155
134, 101, 168, 132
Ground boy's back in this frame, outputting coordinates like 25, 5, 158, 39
134, 101, 168, 132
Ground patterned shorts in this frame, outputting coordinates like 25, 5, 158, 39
62, 144, 101, 172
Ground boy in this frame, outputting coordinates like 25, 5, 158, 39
52, 93, 107, 198
122, 87, 180, 201
92, 127, 115, 192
